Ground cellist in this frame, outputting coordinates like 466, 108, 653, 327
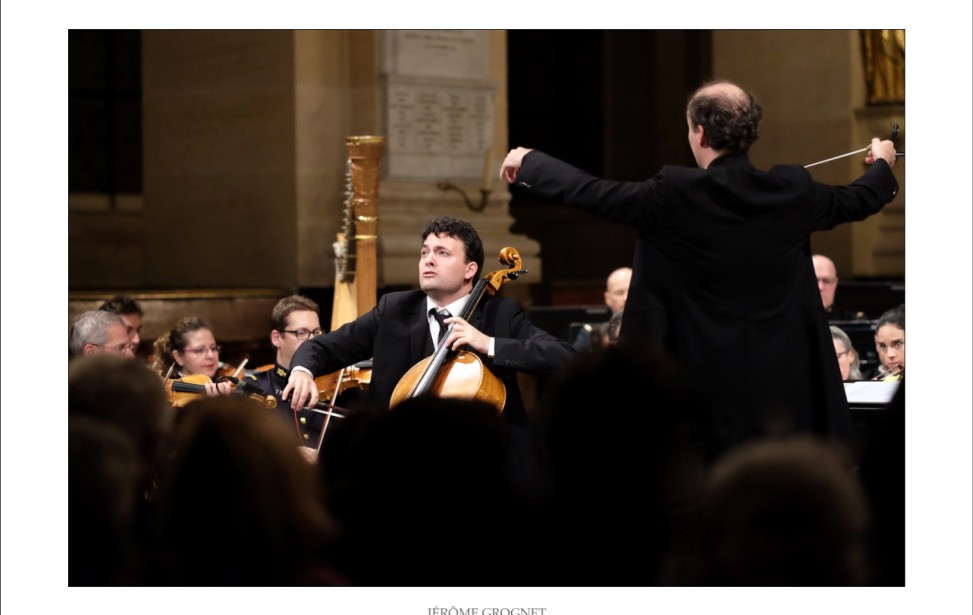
283, 216, 576, 429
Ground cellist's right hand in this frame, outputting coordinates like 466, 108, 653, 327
282, 369, 319, 412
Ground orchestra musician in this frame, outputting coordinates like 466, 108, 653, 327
98, 295, 145, 352
153, 316, 233, 396
239, 294, 330, 447
870, 304, 905, 381
283, 216, 575, 429
69, 310, 136, 358
813, 254, 868, 321
500, 79, 900, 459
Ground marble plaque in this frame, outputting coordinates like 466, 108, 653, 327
384, 78, 495, 180
383, 30, 488, 80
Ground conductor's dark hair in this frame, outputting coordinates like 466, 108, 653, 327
421, 216, 484, 280
687, 79, 763, 155
99, 295, 144, 317
875, 304, 905, 331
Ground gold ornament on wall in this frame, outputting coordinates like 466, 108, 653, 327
860, 30, 905, 105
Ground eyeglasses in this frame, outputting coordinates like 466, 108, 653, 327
876, 340, 904, 354
96, 342, 136, 356
817, 277, 838, 286
835, 350, 851, 358
282, 329, 322, 340
183, 344, 222, 357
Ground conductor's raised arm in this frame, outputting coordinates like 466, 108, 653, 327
500, 147, 534, 183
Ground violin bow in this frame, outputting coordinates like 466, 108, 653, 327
804, 123, 904, 168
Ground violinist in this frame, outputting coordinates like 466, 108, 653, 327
239, 294, 331, 447
283, 216, 575, 428
869, 304, 905, 381
69, 310, 136, 358
153, 316, 233, 396
98, 295, 145, 353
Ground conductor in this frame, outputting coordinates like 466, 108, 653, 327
500, 79, 899, 458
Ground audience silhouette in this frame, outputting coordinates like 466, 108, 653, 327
319, 395, 519, 586
527, 341, 708, 586
691, 435, 871, 585
66, 332, 903, 588
148, 395, 343, 585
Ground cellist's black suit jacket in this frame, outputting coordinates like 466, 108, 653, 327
291, 289, 575, 425
514, 150, 899, 456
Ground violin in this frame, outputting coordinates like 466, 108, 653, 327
389, 246, 527, 413
873, 365, 904, 382
216, 358, 250, 379
164, 372, 278, 409
315, 360, 373, 405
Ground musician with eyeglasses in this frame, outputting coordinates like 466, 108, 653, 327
69, 310, 137, 358
98, 294, 146, 353
152, 316, 234, 396
239, 295, 331, 448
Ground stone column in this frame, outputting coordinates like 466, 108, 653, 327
372, 30, 541, 298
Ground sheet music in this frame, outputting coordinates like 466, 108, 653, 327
844, 381, 901, 404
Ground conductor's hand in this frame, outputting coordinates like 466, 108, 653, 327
500, 147, 534, 183
282, 369, 319, 412
442, 316, 491, 355
865, 138, 896, 168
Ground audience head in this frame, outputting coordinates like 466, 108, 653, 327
69, 416, 141, 585
812, 254, 839, 311
99, 295, 145, 348
161, 317, 223, 378
686, 80, 762, 164
698, 436, 870, 585
151, 395, 338, 585
830, 325, 862, 381
325, 396, 512, 585
270, 295, 322, 369
69, 353, 173, 488
534, 341, 707, 585
69, 310, 134, 358
874, 304, 905, 374
604, 266, 632, 315
540, 340, 701, 488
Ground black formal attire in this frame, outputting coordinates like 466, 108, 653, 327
514, 150, 899, 456
243, 363, 328, 447
290, 289, 576, 426
826, 304, 868, 321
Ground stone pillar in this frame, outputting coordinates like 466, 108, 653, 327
371, 30, 540, 296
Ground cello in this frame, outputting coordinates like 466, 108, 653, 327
389, 246, 527, 413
